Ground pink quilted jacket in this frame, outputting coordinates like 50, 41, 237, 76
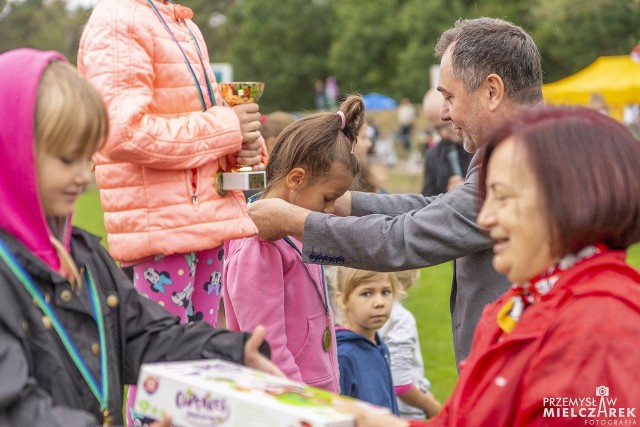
78, 0, 266, 262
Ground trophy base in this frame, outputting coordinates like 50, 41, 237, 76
232, 165, 254, 173
215, 171, 266, 196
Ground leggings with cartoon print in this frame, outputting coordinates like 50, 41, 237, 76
126, 247, 224, 426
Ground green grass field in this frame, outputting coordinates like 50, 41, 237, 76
73, 183, 640, 401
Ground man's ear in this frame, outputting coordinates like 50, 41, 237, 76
485, 73, 505, 112
285, 167, 306, 192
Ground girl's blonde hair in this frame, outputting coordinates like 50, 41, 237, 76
263, 94, 365, 193
33, 60, 109, 291
34, 61, 109, 157
393, 269, 420, 291
333, 267, 405, 324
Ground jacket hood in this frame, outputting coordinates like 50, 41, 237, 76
336, 327, 381, 349
0, 48, 67, 271
552, 251, 640, 302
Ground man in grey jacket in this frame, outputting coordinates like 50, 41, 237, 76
248, 17, 544, 366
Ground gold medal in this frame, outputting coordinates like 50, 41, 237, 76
102, 409, 114, 426
323, 326, 331, 352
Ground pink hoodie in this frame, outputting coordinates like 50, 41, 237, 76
224, 236, 340, 393
0, 48, 68, 271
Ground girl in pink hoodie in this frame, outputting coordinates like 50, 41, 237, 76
224, 95, 365, 393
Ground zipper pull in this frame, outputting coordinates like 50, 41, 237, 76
191, 193, 199, 206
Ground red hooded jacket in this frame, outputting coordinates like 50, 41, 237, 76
412, 251, 640, 426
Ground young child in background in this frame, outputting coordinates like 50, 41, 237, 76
334, 267, 402, 415
224, 95, 366, 393
379, 270, 442, 419
0, 48, 278, 427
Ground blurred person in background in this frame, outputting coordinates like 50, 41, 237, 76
379, 270, 442, 420
325, 76, 340, 110
314, 79, 328, 110
366, 117, 380, 155
372, 128, 398, 169
397, 98, 418, 151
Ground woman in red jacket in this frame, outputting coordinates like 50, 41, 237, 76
337, 105, 640, 426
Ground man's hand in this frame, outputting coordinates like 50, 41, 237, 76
243, 325, 285, 378
248, 198, 310, 241
447, 175, 464, 192
333, 191, 352, 217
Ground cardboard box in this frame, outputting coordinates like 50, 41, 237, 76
134, 359, 378, 427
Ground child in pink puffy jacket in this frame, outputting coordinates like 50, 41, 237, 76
78, 0, 267, 424
223, 95, 366, 393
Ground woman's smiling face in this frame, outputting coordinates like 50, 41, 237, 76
477, 137, 557, 284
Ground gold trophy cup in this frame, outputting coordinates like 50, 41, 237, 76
216, 82, 266, 195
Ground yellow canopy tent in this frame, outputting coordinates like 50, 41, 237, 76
542, 55, 640, 120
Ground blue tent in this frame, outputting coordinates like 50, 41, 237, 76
362, 93, 398, 111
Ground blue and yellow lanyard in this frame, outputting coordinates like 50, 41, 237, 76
0, 240, 111, 425
146, 0, 216, 112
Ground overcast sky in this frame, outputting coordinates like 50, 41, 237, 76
66, 0, 97, 10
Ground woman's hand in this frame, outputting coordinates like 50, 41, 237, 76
150, 415, 172, 427
243, 325, 285, 378
333, 398, 410, 427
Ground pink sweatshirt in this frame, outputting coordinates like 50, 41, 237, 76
223, 236, 340, 393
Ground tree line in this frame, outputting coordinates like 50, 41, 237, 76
1, 0, 639, 112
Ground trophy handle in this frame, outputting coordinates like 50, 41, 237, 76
214, 172, 227, 197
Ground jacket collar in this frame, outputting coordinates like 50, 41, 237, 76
0, 228, 101, 283
478, 250, 636, 346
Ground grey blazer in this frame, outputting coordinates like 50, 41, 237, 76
301, 152, 510, 365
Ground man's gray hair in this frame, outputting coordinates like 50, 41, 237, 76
435, 17, 543, 105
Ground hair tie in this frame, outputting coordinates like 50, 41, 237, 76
337, 111, 346, 130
